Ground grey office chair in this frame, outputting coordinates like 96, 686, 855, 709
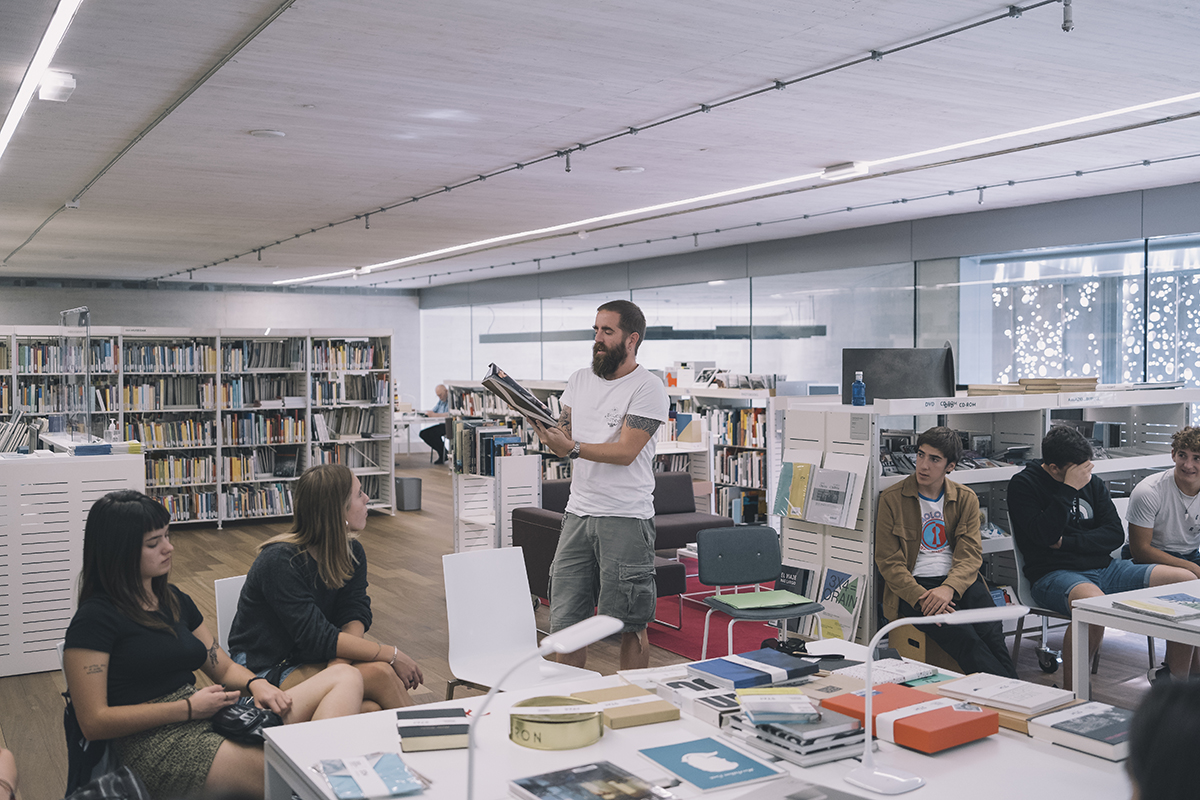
697, 525, 824, 659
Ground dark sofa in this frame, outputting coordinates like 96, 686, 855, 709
512, 471, 733, 601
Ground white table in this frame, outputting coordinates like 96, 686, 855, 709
1071, 578, 1200, 700
265, 639, 1129, 800
393, 413, 433, 455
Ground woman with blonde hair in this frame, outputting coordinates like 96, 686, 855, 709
63, 490, 362, 798
228, 463, 422, 710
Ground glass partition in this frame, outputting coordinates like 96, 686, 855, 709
632, 279, 751, 375
472, 299, 542, 381
419, 306, 472, 409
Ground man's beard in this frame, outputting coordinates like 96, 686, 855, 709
592, 338, 627, 378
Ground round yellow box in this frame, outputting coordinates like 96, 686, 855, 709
509, 695, 603, 750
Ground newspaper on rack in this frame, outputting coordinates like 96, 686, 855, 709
481, 363, 558, 427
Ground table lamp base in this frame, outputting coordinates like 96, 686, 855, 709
845, 765, 925, 795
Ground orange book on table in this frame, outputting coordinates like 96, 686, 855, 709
821, 683, 998, 754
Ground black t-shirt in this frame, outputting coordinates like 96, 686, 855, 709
64, 586, 205, 706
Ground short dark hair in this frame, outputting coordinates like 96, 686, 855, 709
1128, 679, 1200, 800
1041, 424, 1093, 467
916, 426, 962, 467
597, 299, 646, 352
79, 490, 178, 632
1172, 426, 1200, 455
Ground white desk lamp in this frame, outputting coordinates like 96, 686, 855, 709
844, 603, 1030, 795
466, 614, 623, 800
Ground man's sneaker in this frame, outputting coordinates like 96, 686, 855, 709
1149, 663, 1171, 685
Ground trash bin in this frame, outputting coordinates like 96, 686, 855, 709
395, 476, 421, 511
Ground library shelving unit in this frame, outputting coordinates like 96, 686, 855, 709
309, 331, 395, 514
219, 330, 309, 523
444, 378, 569, 478
0, 451, 144, 677
779, 387, 1200, 646
0, 326, 396, 526
452, 453, 542, 552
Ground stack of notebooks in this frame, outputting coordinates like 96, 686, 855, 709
724, 706, 867, 767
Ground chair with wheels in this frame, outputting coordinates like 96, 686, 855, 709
696, 526, 824, 660
442, 546, 598, 700
214, 574, 247, 653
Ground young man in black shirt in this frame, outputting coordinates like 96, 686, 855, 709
1007, 425, 1193, 686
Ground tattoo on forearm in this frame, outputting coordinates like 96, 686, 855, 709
559, 406, 572, 437
85, 664, 105, 675
625, 414, 661, 435
208, 642, 219, 667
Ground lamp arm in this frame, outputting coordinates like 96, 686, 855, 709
858, 616, 931, 771
466, 650, 541, 800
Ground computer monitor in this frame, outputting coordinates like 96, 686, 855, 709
840, 347, 955, 405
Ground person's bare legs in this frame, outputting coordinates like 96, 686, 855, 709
619, 629, 650, 670
1062, 582, 1105, 691
1149, 564, 1199, 678
284, 663, 363, 721
352, 660, 413, 709
206, 740, 264, 796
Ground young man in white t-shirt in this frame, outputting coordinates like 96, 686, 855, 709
875, 426, 1017, 676
531, 300, 669, 670
1127, 426, 1200, 680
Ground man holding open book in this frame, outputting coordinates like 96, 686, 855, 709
529, 300, 669, 671
875, 426, 1018, 677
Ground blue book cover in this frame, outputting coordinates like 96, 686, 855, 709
639, 737, 782, 791
686, 648, 819, 688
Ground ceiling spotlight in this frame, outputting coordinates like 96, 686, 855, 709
249, 129, 286, 138
821, 162, 868, 181
614, 166, 645, 173
39, 70, 75, 102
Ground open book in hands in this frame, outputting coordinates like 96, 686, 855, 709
482, 363, 558, 426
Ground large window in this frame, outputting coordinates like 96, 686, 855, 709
541, 292, 622, 380
632, 279, 751, 375
419, 306, 472, 408
472, 299, 542, 381
1147, 237, 1200, 384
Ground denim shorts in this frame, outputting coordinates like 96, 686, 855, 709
1030, 559, 1155, 616
229, 651, 300, 685
548, 512, 657, 634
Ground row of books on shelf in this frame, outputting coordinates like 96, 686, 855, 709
543, 458, 572, 480
449, 388, 511, 417
708, 407, 767, 448
221, 412, 306, 445
653, 453, 692, 472
716, 485, 766, 523
154, 490, 219, 522
312, 375, 388, 407
714, 447, 767, 488
13, 341, 117, 374
221, 482, 295, 518
124, 377, 216, 410
311, 340, 385, 371
124, 418, 215, 448
654, 411, 703, 444
146, 454, 217, 487
313, 407, 383, 441
123, 342, 218, 373
450, 418, 526, 476
222, 447, 299, 482
16, 382, 98, 414
221, 339, 305, 372
311, 441, 388, 470
221, 375, 305, 409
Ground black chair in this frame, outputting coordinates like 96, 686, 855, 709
697, 526, 823, 659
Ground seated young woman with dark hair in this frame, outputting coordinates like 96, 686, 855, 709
63, 490, 364, 799
228, 463, 423, 711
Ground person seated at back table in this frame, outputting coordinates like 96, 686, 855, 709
1126, 425, 1200, 681
875, 426, 1018, 676
418, 384, 450, 464
1007, 425, 1194, 688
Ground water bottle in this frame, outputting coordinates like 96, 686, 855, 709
851, 371, 866, 406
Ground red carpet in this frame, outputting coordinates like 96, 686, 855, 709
647, 574, 777, 660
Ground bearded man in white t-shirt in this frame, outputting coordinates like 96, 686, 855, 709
1127, 426, 1200, 680
874, 426, 1017, 676
531, 300, 670, 670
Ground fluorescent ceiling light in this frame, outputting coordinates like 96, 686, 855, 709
282, 88, 1200, 285
0, 0, 85, 167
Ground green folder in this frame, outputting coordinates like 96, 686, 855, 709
713, 590, 812, 609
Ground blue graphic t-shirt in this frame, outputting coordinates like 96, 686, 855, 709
912, 490, 952, 578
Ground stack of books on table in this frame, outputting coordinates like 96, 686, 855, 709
821, 682, 1000, 754
916, 673, 1077, 734
724, 706, 867, 767
830, 658, 937, 685
1027, 702, 1133, 761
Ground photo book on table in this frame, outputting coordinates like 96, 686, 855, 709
509, 761, 678, 800
1112, 592, 1200, 621
315, 752, 424, 799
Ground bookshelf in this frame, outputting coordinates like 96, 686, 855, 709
0, 326, 395, 525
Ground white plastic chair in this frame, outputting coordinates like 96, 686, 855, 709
442, 547, 598, 700
214, 574, 248, 653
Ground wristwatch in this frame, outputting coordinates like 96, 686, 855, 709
568, 441, 581, 459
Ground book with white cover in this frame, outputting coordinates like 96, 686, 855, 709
938, 673, 1075, 715
831, 658, 935, 685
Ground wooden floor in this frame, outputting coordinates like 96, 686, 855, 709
0, 451, 1163, 799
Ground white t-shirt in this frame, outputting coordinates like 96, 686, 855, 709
912, 490, 953, 578
561, 365, 669, 519
1127, 468, 1200, 554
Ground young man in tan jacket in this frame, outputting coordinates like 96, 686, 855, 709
875, 426, 1017, 676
